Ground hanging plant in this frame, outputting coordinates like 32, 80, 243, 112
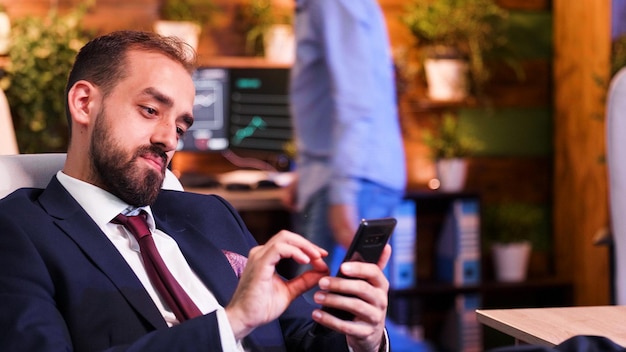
237, 0, 292, 57
159, 0, 218, 25
401, 0, 516, 97
422, 112, 483, 160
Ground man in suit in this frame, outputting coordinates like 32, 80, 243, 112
0, 30, 390, 351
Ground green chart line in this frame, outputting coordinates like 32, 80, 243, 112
232, 116, 267, 145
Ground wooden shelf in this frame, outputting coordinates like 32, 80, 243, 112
409, 96, 478, 113
390, 277, 572, 297
0, 55, 287, 72
388, 192, 571, 350
196, 56, 291, 69
389, 277, 573, 350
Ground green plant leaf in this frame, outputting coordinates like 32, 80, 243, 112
5, 6, 93, 153
159, 0, 218, 25
422, 112, 483, 159
401, 0, 515, 96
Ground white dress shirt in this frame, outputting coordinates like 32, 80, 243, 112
56, 171, 243, 351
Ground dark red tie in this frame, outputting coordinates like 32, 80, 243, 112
112, 211, 202, 322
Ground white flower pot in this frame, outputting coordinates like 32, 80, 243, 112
436, 158, 468, 192
424, 58, 469, 102
154, 20, 201, 51
263, 24, 295, 64
492, 241, 532, 282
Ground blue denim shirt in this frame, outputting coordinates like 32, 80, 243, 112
290, 0, 406, 210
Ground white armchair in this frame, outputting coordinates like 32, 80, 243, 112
0, 153, 183, 199
607, 67, 626, 304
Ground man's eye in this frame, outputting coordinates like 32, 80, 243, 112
144, 106, 157, 115
176, 126, 186, 136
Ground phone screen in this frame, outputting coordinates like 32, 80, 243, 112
335, 217, 397, 276
309, 217, 397, 336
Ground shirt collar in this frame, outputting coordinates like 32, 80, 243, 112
56, 171, 155, 230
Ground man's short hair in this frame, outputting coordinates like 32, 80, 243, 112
64, 30, 197, 132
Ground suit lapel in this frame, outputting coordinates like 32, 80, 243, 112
156, 218, 241, 307
39, 178, 167, 330
152, 199, 286, 351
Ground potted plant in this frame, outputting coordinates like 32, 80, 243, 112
155, 0, 218, 50
1, 5, 92, 153
238, 0, 294, 62
423, 112, 483, 192
483, 202, 547, 282
401, 0, 511, 100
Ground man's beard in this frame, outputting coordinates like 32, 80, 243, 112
89, 109, 167, 206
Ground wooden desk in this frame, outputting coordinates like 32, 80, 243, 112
476, 306, 626, 347
185, 186, 288, 212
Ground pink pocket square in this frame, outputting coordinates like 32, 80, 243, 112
222, 250, 248, 278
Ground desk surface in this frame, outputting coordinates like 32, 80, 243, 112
476, 306, 626, 347
186, 186, 288, 212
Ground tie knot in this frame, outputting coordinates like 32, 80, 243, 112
113, 212, 151, 241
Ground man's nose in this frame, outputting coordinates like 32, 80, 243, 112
151, 120, 178, 151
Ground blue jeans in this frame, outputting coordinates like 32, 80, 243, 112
297, 180, 404, 302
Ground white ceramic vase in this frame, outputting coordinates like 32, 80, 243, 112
154, 20, 201, 51
424, 58, 469, 102
435, 158, 468, 192
263, 24, 295, 64
492, 241, 532, 282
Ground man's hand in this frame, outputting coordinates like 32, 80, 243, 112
311, 244, 392, 352
225, 230, 329, 340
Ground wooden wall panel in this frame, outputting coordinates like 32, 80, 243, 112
553, 0, 611, 305
496, 0, 551, 11
484, 60, 552, 108
0, 0, 275, 57
0, 0, 158, 33
465, 157, 552, 205
7, 0, 608, 306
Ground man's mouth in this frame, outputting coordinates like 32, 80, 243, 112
141, 153, 165, 172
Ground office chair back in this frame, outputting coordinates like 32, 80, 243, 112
607, 67, 626, 304
0, 153, 184, 199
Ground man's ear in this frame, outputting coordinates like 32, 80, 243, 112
67, 80, 100, 127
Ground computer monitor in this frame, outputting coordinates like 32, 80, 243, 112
177, 67, 230, 152
227, 68, 293, 154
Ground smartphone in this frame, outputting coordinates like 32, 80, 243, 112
309, 217, 397, 336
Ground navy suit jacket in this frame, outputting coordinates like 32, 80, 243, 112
0, 177, 349, 351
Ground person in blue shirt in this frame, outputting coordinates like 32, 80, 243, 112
287, 0, 406, 281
